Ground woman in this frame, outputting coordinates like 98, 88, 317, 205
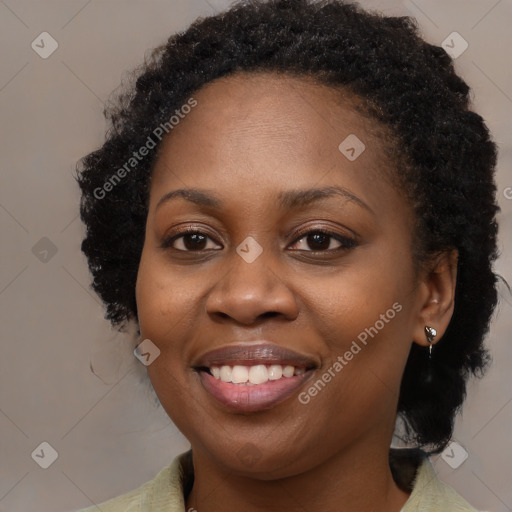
76, 0, 499, 510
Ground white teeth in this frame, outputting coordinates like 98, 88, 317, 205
268, 364, 283, 380
231, 365, 249, 383
248, 365, 268, 384
209, 364, 305, 384
220, 365, 232, 382
282, 365, 295, 378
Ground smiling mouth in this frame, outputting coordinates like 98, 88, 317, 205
193, 343, 318, 412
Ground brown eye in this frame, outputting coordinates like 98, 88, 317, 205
162, 229, 222, 251
305, 233, 331, 251
178, 233, 208, 251
289, 230, 356, 252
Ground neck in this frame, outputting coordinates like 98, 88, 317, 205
185, 439, 411, 512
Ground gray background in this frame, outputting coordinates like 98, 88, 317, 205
0, 1, 511, 511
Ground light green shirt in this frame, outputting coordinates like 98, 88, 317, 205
76, 450, 479, 511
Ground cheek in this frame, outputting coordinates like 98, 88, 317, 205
136, 255, 200, 429
135, 252, 205, 411
136, 251, 199, 339
301, 261, 411, 338
296, 249, 415, 395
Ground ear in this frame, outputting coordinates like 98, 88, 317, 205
412, 249, 458, 348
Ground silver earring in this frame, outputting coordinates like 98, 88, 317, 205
424, 326, 437, 358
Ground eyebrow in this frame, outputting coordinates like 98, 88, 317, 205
156, 186, 373, 214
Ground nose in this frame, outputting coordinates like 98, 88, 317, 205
205, 248, 299, 325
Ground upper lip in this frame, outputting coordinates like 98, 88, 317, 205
193, 342, 319, 369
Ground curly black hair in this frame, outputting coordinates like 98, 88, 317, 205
77, 0, 500, 453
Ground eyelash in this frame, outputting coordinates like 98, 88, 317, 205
161, 225, 357, 254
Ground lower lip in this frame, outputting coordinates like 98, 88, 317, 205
198, 371, 312, 412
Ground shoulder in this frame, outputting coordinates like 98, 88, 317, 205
402, 454, 481, 512
75, 451, 192, 512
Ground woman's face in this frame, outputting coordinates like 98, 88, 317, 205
136, 72, 428, 478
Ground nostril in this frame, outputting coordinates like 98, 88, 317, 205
260, 311, 280, 319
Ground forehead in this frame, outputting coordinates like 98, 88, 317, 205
150, 71, 396, 208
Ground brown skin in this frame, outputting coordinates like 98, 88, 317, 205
135, 72, 457, 512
